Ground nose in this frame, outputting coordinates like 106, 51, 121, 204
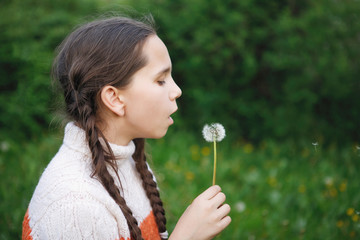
170, 79, 182, 100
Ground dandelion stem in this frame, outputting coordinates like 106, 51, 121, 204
212, 137, 217, 186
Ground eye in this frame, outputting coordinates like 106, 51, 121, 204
157, 79, 166, 86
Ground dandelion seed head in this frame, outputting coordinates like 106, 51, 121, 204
235, 201, 246, 213
324, 176, 334, 186
0, 141, 9, 152
202, 123, 226, 142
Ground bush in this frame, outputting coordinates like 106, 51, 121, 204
130, 0, 360, 144
1, 0, 358, 144
0, 0, 100, 140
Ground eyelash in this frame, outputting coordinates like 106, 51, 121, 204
157, 79, 166, 86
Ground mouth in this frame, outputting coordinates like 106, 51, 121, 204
168, 108, 178, 124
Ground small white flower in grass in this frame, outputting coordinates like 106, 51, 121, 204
312, 142, 319, 152
235, 201, 246, 213
324, 176, 334, 186
202, 123, 226, 185
0, 141, 9, 152
202, 123, 226, 142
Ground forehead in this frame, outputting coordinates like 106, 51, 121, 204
141, 35, 172, 72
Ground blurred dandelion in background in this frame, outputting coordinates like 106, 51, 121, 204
190, 145, 200, 161
201, 146, 211, 156
347, 208, 355, 216
185, 171, 195, 181
336, 220, 344, 228
0, 141, 9, 152
282, 219, 289, 226
346, 208, 360, 222
243, 143, 254, 154
339, 181, 347, 192
298, 184, 306, 194
235, 201, 246, 213
312, 142, 319, 152
324, 176, 334, 187
267, 176, 277, 188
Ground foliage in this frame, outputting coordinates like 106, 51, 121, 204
0, 131, 63, 239
131, 0, 360, 144
1, 0, 359, 144
0, 0, 100, 140
1, 130, 359, 239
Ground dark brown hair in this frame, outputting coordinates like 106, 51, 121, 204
52, 16, 167, 240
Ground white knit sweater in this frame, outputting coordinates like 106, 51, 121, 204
22, 122, 162, 240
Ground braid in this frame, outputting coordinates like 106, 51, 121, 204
74, 90, 143, 240
133, 139, 167, 239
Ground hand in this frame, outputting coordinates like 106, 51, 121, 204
169, 185, 231, 240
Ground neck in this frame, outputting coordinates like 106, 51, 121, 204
98, 120, 132, 146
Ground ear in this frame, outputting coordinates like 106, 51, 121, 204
100, 86, 125, 117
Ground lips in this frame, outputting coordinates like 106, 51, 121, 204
171, 107, 178, 115
168, 107, 178, 124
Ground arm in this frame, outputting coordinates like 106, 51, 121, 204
169, 185, 231, 240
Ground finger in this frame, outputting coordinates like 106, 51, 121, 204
217, 216, 231, 232
218, 215, 232, 230
210, 192, 226, 207
199, 185, 221, 200
217, 203, 231, 220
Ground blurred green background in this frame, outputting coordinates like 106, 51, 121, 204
1, 0, 359, 239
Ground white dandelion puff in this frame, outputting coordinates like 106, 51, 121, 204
0, 141, 9, 152
202, 123, 226, 185
312, 142, 318, 152
356, 146, 360, 156
324, 176, 333, 186
202, 123, 226, 142
235, 201, 246, 213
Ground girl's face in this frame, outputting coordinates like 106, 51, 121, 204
120, 35, 182, 141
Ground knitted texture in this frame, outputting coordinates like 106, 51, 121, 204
22, 122, 160, 240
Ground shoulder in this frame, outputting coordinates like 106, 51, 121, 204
26, 191, 130, 239
30, 143, 95, 202
27, 143, 131, 238
28, 143, 121, 225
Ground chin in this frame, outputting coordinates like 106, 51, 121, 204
149, 129, 169, 139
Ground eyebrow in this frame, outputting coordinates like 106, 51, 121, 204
154, 67, 172, 78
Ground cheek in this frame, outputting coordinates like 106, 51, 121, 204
127, 95, 161, 120
125, 86, 168, 120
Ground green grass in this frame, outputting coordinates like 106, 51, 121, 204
1, 129, 359, 239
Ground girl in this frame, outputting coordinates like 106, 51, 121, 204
22, 15, 231, 240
